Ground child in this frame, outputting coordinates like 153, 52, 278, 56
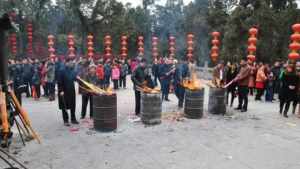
111, 64, 120, 90
265, 72, 274, 102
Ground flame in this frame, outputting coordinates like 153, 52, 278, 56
140, 86, 161, 94
77, 77, 114, 95
182, 71, 202, 90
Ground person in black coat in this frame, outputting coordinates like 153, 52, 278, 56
57, 58, 79, 126
279, 65, 299, 118
225, 63, 238, 107
22, 59, 33, 97
131, 59, 147, 116
173, 59, 189, 108
152, 59, 159, 87
159, 58, 175, 101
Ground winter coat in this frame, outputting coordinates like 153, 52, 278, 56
111, 67, 120, 80
46, 62, 56, 83
279, 71, 298, 102
31, 64, 41, 85
120, 64, 129, 77
236, 65, 251, 87
131, 66, 146, 90
96, 65, 104, 80
57, 65, 77, 110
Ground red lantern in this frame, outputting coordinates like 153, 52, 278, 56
289, 23, 300, 61
27, 23, 33, 57
104, 35, 112, 59
169, 36, 176, 57
67, 33, 76, 59
10, 33, 17, 56
292, 24, 300, 33
48, 34, 56, 59
152, 36, 159, 59
247, 27, 258, 61
137, 36, 144, 56
87, 34, 94, 58
210, 31, 221, 63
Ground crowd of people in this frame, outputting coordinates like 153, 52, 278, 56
214, 59, 300, 118
6, 54, 300, 126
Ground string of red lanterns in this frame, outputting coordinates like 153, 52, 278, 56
169, 36, 176, 58
186, 33, 194, 61
137, 36, 144, 56
87, 34, 94, 59
210, 31, 220, 63
48, 35, 55, 59
120, 35, 128, 59
152, 36, 159, 59
288, 24, 300, 62
67, 34, 76, 59
10, 33, 17, 56
247, 27, 258, 62
27, 23, 33, 57
104, 35, 112, 60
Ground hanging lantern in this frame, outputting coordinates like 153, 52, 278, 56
152, 36, 159, 59
10, 33, 17, 56
27, 23, 33, 57
67, 33, 76, 59
288, 23, 300, 61
87, 34, 94, 58
120, 35, 128, 59
169, 36, 176, 58
247, 28, 258, 62
137, 36, 144, 56
210, 31, 221, 63
104, 35, 112, 59
186, 33, 194, 61
48, 35, 56, 59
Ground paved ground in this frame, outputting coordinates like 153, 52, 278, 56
2, 77, 300, 169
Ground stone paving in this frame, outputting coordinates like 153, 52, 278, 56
2, 79, 300, 169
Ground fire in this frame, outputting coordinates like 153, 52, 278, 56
182, 72, 202, 90
139, 86, 161, 94
77, 77, 114, 95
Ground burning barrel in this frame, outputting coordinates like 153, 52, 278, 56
93, 94, 117, 132
208, 88, 226, 115
141, 92, 162, 125
184, 89, 204, 119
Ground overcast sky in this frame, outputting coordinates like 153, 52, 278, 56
117, 0, 300, 7
117, 0, 193, 6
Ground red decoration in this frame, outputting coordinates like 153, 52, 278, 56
186, 33, 194, 61
210, 31, 221, 63
120, 35, 128, 59
289, 23, 300, 61
67, 34, 76, 58
104, 35, 112, 59
27, 23, 33, 57
152, 36, 159, 59
247, 28, 258, 62
48, 35, 55, 59
169, 36, 176, 58
137, 36, 144, 56
87, 34, 94, 58
10, 33, 17, 56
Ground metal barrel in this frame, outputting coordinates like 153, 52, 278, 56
93, 94, 117, 132
141, 92, 162, 125
208, 88, 226, 115
184, 89, 204, 119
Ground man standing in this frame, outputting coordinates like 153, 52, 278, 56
22, 59, 33, 97
234, 59, 251, 112
152, 58, 159, 87
131, 59, 147, 116
174, 59, 189, 108
159, 58, 175, 101
58, 58, 79, 126
119, 60, 129, 88
212, 61, 225, 87
45, 58, 56, 101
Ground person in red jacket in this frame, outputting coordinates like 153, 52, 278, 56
96, 62, 105, 88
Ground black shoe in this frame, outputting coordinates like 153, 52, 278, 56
64, 122, 70, 127
284, 114, 288, 118
234, 107, 241, 110
241, 109, 247, 112
80, 116, 85, 119
165, 98, 171, 102
71, 120, 79, 124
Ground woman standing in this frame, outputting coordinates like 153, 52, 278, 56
111, 64, 120, 90
255, 64, 267, 101
226, 63, 238, 107
279, 64, 298, 118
